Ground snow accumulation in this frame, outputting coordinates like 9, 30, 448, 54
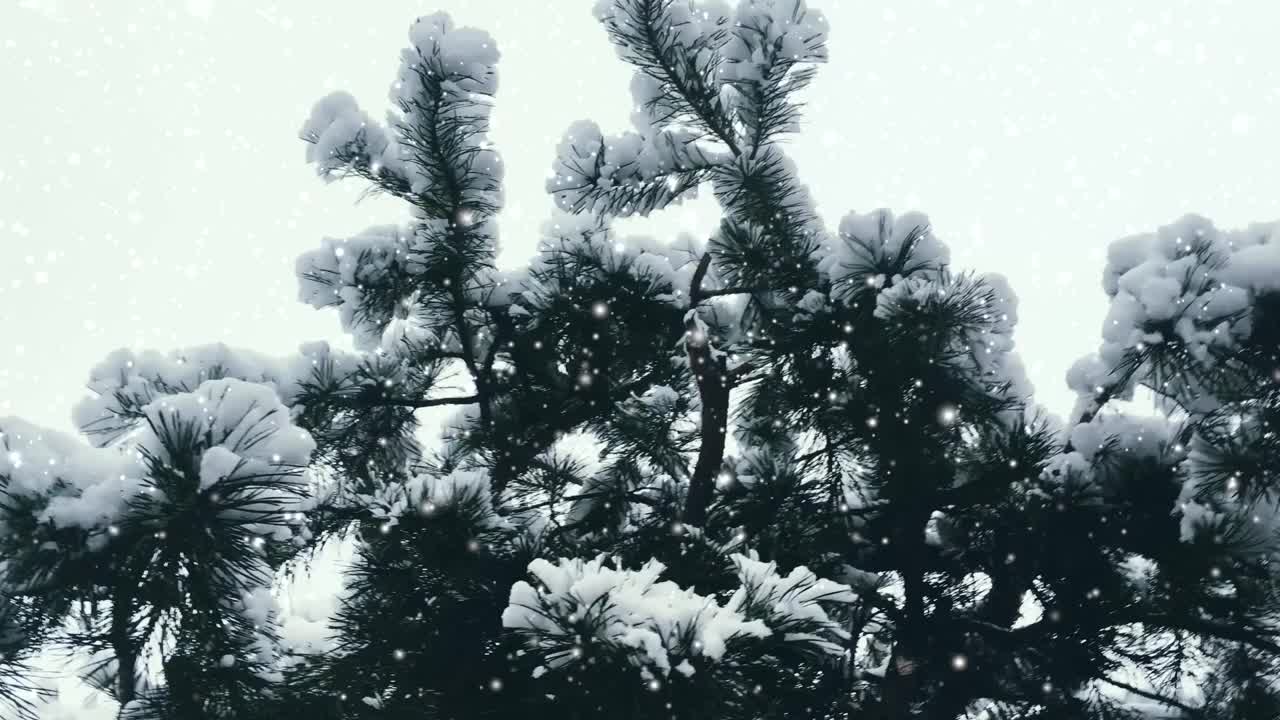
1039, 410, 1178, 488
364, 468, 503, 531
515, 212, 705, 310
0, 416, 139, 538
503, 552, 854, 679
821, 208, 1031, 406
228, 581, 287, 683
637, 384, 681, 409
1086, 215, 1280, 411
548, 119, 729, 217
301, 11, 501, 204
73, 341, 355, 446
396, 11, 502, 198
555, 0, 831, 219
4, 377, 315, 550
138, 378, 316, 540
1057, 215, 1280, 544
820, 209, 950, 303
721, 0, 829, 81
591, 0, 829, 78
300, 90, 401, 183
4, 377, 318, 701
590, 0, 730, 62
402, 11, 499, 97
1067, 412, 1176, 467
295, 225, 424, 352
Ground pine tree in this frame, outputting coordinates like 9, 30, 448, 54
2, 2, 1279, 719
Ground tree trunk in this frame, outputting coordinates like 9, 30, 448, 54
682, 254, 730, 528
683, 357, 729, 527
111, 596, 136, 707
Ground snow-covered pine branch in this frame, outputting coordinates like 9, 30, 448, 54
2, 378, 313, 716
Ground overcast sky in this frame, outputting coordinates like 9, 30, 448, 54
2, 0, 1279, 433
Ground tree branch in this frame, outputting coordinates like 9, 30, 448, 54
406, 394, 480, 409
1098, 676, 1201, 716
696, 285, 770, 299
687, 251, 715, 304
634, 1, 741, 157
329, 393, 480, 410
682, 253, 731, 527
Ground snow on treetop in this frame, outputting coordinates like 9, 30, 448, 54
300, 90, 400, 183
296, 225, 422, 352
402, 11, 499, 98
503, 552, 854, 680
135, 377, 315, 479
1220, 220, 1280, 293
562, 0, 832, 219
1064, 353, 1125, 420
548, 118, 727, 217
0, 416, 140, 536
720, 0, 830, 82
871, 275, 941, 321
1065, 411, 1176, 466
865, 252, 1032, 408
396, 12, 502, 200
592, 0, 732, 58
821, 209, 950, 304
593, 0, 828, 77
6, 377, 315, 548
979, 272, 1020, 336
503, 555, 771, 678
366, 468, 503, 531
74, 341, 351, 446
301, 10, 503, 215
725, 553, 855, 653
1074, 214, 1280, 418
1101, 215, 1280, 299
518, 212, 703, 310
968, 272, 1034, 404
134, 377, 316, 542
1100, 215, 1266, 354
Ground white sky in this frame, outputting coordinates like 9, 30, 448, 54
2, 0, 1279, 432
